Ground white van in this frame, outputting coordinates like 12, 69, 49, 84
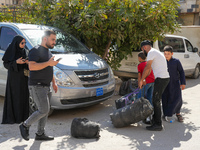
114, 34, 200, 80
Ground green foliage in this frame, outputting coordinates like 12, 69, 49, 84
0, 7, 13, 22
0, 0, 180, 69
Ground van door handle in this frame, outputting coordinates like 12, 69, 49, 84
184, 54, 189, 58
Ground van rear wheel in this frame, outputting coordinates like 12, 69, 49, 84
192, 65, 200, 79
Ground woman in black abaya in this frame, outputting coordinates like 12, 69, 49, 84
2, 35, 29, 124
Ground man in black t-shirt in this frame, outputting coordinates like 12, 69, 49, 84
19, 30, 60, 141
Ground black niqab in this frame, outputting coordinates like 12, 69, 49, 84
2, 35, 26, 62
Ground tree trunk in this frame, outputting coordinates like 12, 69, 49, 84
103, 39, 112, 60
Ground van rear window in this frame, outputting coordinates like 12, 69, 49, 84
158, 37, 185, 52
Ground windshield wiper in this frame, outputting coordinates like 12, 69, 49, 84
50, 51, 62, 54
50, 50, 91, 54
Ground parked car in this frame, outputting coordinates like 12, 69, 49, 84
114, 34, 200, 81
0, 22, 115, 114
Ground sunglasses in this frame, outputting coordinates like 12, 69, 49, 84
21, 42, 26, 45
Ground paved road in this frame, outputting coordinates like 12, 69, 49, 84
0, 78, 200, 150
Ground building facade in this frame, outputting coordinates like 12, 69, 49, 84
178, 0, 200, 25
0, 0, 24, 6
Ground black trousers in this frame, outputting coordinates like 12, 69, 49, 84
152, 78, 170, 126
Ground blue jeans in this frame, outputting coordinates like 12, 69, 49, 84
137, 83, 154, 105
24, 85, 51, 135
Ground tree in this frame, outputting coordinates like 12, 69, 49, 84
1, 0, 180, 69
0, 7, 13, 22
72, 0, 180, 69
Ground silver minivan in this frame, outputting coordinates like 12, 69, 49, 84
0, 23, 115, 112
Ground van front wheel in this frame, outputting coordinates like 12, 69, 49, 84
29, 96, 54, 116
192, 65, 200, 79
29, 96, 37, 115
120, 77, 130, 82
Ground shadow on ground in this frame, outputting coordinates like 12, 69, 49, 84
0, 77, 200, 150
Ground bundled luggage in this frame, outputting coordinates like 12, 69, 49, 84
119, 79, 138, 96
110, 97, 153, 128
71, 118, 100, 139
115, 88, 139, 109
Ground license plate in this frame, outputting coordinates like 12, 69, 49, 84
96, 88, 103, 96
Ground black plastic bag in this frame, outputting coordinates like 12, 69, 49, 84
71, 118, 100, 139
110, 97, 153, 128
119, 79, 138, 96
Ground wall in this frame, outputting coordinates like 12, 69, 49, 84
0, 0, 24, 6
173, 26, 200, 50
0, 0, 11, 6
178, 0, 200, 25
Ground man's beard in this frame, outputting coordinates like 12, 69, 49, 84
46, 43, 54, 49
143, 50, 148, 57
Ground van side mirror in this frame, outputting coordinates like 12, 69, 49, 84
193, 47, 198, 52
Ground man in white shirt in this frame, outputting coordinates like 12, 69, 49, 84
139, 40, 170, 131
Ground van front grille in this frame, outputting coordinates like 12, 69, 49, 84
74, 68, 109, 82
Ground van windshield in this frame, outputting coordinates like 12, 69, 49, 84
22, 29, 91, 54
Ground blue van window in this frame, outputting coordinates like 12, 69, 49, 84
0, 27, 17, 50
158, 37, 185, 53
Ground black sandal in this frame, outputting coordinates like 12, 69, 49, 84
176, 114, 184, 122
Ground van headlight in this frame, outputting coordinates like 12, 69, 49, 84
53, 66, 75, 87
108, 65, 114, 79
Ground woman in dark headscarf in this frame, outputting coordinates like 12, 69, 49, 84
2, 35, 29, 124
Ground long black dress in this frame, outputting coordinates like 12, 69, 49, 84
162, 57, 186, 117
2, 35, 29, 124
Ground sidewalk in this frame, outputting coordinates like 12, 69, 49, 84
0, 78, 200, 150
